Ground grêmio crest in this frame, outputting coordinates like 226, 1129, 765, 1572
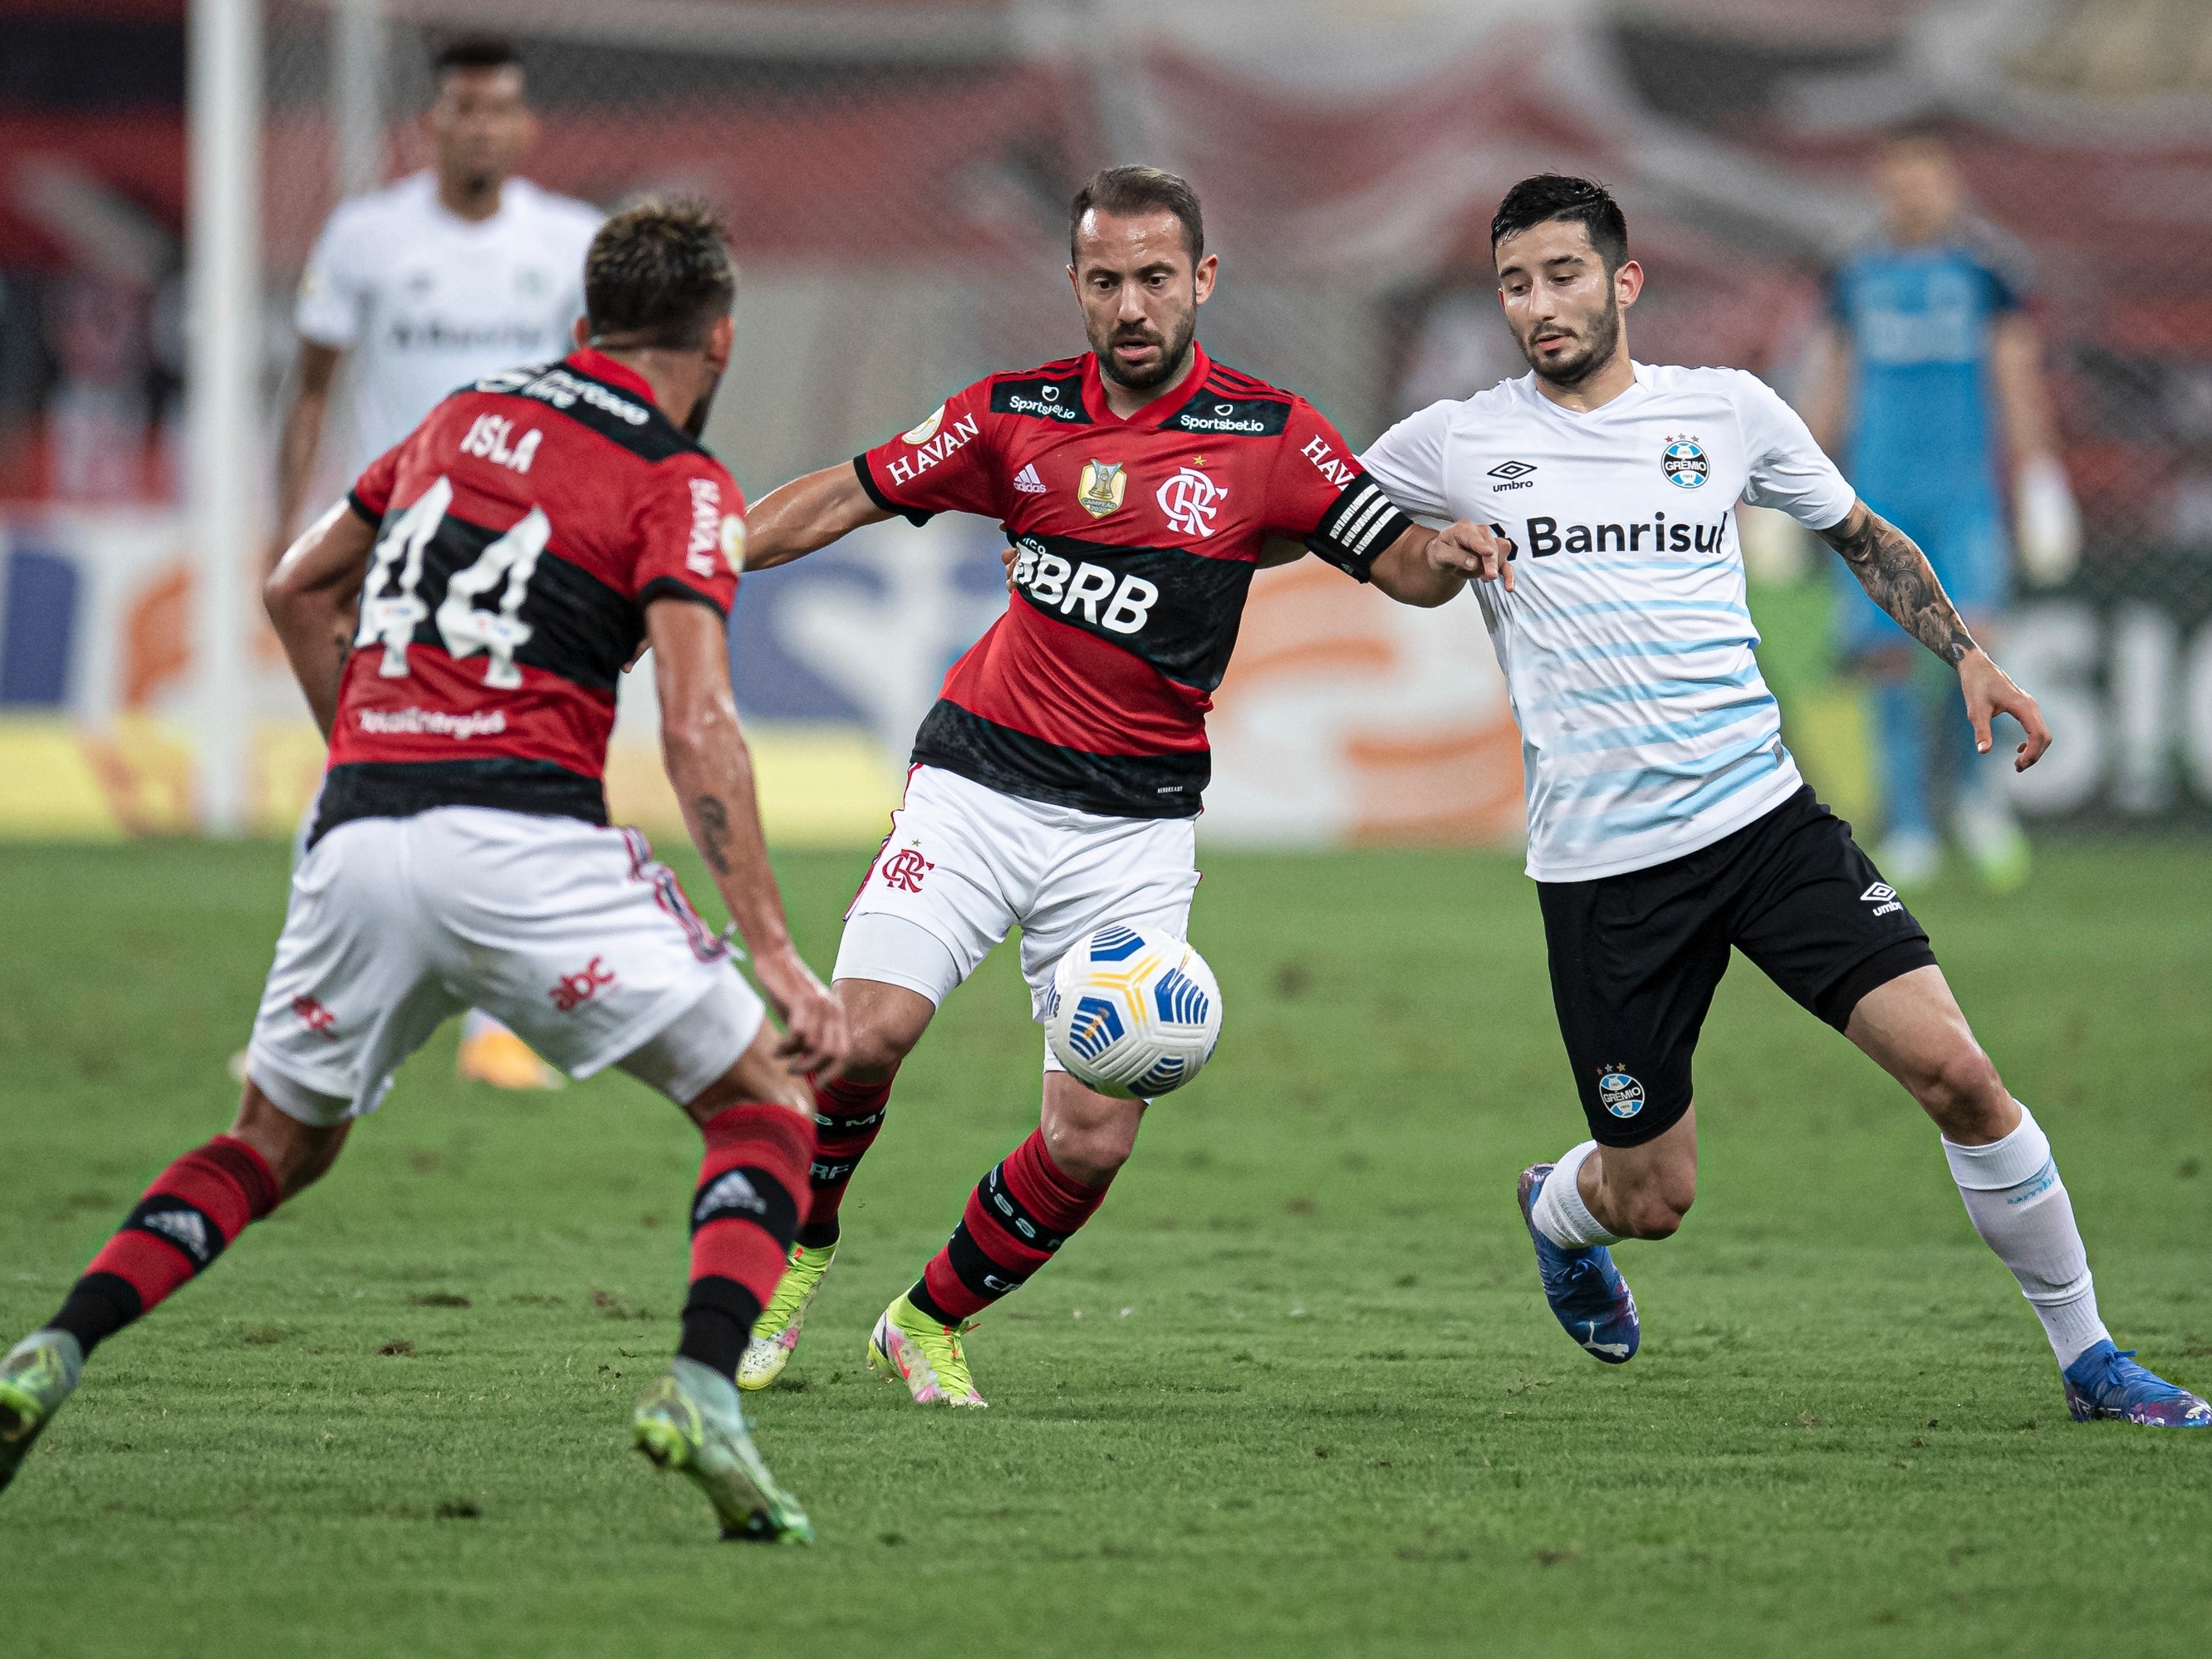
1077, 459, 1128, 518
1660, 435, 1709, 489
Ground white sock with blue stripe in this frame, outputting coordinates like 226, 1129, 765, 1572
1943, 1102, 2109, 1368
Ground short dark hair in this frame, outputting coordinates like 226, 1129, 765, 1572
434, 35, 520, 79
1876, 120, 1954, 161
584, 199, 736, 351
1491, 174, 1630, 273
1069, 166, 1204, 265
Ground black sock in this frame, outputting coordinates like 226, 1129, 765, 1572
905, 1277, 958, 1328
794, 1216, 841, 1251
45, 1274, 142, 1357
676, 1277, 762, 1380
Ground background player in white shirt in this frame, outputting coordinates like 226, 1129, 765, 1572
1360, 174, 2205, 1428
270, 35, 603, 1091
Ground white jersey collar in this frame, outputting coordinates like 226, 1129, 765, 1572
1517, 361, 1652, 425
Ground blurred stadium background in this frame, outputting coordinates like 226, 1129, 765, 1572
2, 0, 2210, 847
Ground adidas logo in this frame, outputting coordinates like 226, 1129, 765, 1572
694, 1170, 766, 1224
1012, 463, 1046, 494
141, 1207, 211, 1263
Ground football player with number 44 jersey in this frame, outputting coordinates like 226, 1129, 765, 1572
1, 204, 856, 1539
733, 166, 1511, 1407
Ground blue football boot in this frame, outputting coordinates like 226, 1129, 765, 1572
1517, 1164, 1639, 1363
2062, 1341, 2211, 1428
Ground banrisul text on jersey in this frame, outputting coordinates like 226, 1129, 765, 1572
1360, 362, 1857, 881
855, 342, 1413, 817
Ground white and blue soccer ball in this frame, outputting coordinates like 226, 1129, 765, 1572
1044, 922, 1223, 1099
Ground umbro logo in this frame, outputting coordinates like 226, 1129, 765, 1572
1012, 463, 1046, 494
1861, 881, 1904, 917
1488, 460, 1537, 480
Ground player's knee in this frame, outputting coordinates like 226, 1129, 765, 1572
841, 1021, 918, 1078
1039, 1084, 1140, 1188
1919, 1042, 2008, 1136
833, 982, 933, 1078
1042, 1117, 1132, 1188
232, 1082, 349, 1199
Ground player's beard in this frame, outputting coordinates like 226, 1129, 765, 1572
684, 371, 722, 439
1521, 293, 1623, 391
1093, 303, 1198, 394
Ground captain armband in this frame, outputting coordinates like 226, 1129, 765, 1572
1304, 477, 1416, 582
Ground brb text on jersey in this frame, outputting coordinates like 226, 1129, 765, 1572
856, 343, 1413, 817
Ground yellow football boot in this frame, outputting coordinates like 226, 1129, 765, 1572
737, 1242, 835, 1391
866, 1293, 986, 1407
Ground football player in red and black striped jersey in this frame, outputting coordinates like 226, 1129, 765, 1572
0, 204, 846, 1539
731, 166, 1513, 1406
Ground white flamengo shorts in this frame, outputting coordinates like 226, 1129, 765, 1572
834, 765, 1199, 1069
246, 807, 764, 1126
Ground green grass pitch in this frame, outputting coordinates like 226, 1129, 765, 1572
2, 837, 2208, 1657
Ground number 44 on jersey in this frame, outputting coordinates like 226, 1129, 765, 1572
357, 475, 551, 690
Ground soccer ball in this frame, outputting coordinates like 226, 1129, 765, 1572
1044, 922, 1223, 1099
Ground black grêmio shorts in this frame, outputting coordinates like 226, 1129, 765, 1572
1538, 784, 1936, 1148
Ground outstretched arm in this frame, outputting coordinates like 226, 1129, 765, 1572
647, 597, 848, 1076
1368, 520, 1516, 607
742, 463, 895, 572
1817, 499, 2052, 770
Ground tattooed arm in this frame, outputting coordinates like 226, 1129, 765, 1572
1818, 499, 1978, 663
1817, 499, 2053, 771
645, 596, 848, 1073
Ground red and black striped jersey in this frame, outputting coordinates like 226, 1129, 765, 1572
316, 349, 743, 842
854, 343, 1412, 818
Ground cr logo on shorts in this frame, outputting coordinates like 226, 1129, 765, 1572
881, 849, 934, 894
549, 955, 616, 1013
292, 994, 339, 1039
1597, 1068, 1646, 1119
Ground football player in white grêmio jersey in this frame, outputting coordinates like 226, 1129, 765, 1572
269, 34, 602, 1091
1358, 174, 2205, 1429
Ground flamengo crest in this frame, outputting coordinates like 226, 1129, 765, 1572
881, 848, 934, 893
1156, 466, 1228, 537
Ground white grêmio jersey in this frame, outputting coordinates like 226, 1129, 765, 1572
295, 170, 603, 474
1361, 362, 1858, 882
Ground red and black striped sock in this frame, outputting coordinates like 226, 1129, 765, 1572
45, 1136, 281, 1354
797, 1072, 895, 1249
678, 1102, 813, 1379
908, 1131, 1110, 1325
